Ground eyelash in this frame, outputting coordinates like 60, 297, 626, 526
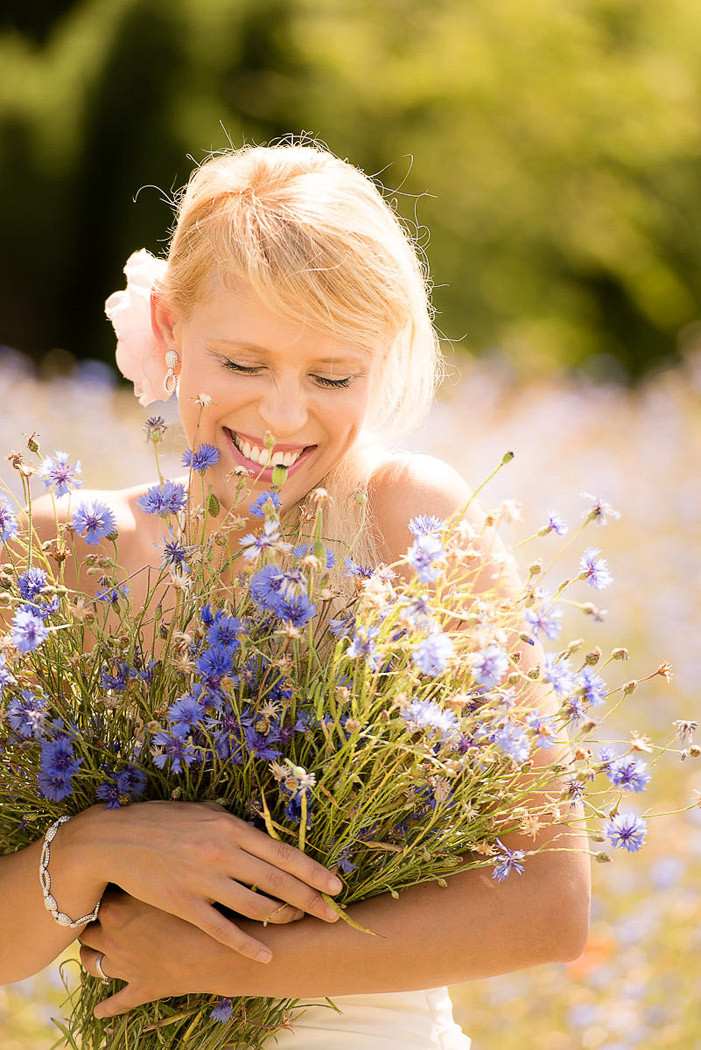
221, 360, 353, 388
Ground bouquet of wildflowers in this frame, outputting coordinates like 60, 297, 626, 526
0, 420, 686, 1050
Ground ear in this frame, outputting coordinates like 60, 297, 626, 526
150, 290, 180, 353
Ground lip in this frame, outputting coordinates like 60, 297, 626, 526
233, 429, 311, 454
222, 428, 317, 479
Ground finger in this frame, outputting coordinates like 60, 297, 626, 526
232, 823, 343, 894
79, 945, 112, 981
213, 882, 305, 925
227, 857, 340, 924
184, 900, 273, 963
78, 923, 103, 951
94, 985, 143, 1020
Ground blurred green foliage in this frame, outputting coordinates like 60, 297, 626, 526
1, 0, 700, 378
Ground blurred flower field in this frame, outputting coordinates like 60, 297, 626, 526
1, 346, 699, 1049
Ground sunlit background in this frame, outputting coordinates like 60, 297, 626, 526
1, 1, 700, 1047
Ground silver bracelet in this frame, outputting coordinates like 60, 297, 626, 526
40, 815, 103, 928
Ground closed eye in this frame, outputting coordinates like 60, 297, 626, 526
221, 359, 354, 388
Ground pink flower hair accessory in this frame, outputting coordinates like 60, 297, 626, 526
105, 249, 170, 406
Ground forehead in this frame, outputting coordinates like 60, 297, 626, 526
187, 277, 376, 365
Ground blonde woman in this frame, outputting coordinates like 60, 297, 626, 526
0, 143, 590, 1048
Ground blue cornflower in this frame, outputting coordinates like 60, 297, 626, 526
99, 661, 135, 691
135, 479, 187, 517
210, 998, 234, 1023
412, 631, 454, 677
581, 493, 620, 527
0, 498, 19, 543
242, 725, 282, 761
545, 511, 568, 536
278, 593, 316, 628
408, 514, 445, 536
606, 756, 651, 793
343, 556, 373, 579
347, 625, 381, 670
17, 568, 48, 600
38, 451, 83, 497
10, 608, 49, 653
470, 644, 509, 689
152, 724, 198, 774
207, 615, 243, 651
70, 500, 117, 546
0, 653, 16, 696
598, 745, 617, 771
543, 653, 578, 696
492, 839, 526, 882
168, 690, 206, 730
96, 582, 129, 604
329, 612, 356, 638
579, 547, 613, 590
292, 542, 336, 569
196, 644, 236, 686
182, 444, 220, 474
249, 564, 315, 625
249, 490, 281, 518
528, 714, 557, 748
604, 813, 647, 853
578, 667, 607, 706
240, 518, 283, 561
96, 765, 147, 808
143, 416, 168, 443
402, 699, 460, 741
160, 535, 196, 570
524, 594, 562, 642
7, 688, 47, 739
494, 722, 531, 763
407, 532, 446, 584
38, 737, 82, 802
336, 850, 358, 875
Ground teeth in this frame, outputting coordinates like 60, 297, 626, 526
230, 431, 305, 468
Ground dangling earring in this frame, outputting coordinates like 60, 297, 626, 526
163, 350, 179, 396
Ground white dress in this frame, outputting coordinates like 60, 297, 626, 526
270, 987, 471, 1048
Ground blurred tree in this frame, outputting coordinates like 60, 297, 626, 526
1, 0, 700, 379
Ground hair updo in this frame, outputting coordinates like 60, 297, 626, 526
161, 142, 444, 443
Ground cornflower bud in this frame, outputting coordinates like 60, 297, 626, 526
27, 432, 40, 453
271, 464, 288, 487
528, 560, 543, 577
584, 647, 602, 666
561, 639, 584, 658
595, 852, 612, 864
501, 450, 515, 465
611, 647, 629, 660
264, 430, 276, 450
623, 680, 638, 695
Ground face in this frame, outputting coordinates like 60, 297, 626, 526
160, 278, 375, 520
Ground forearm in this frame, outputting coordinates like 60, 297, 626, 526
202, 841, 590, 998
0, 807, 109, 985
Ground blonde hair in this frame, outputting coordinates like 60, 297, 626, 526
162, 142, 444, 570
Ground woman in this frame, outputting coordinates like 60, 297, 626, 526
0, 142, 590, 1048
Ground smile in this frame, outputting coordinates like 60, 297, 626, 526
223, 428, 316, 476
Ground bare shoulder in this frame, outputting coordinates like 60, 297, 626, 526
367, 452, 483, 564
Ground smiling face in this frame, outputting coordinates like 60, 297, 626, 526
162, 278, 376, 518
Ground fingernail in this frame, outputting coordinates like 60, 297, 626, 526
328, 876, 343, 892
257, 948, 273, 963
324, 905, 339, 921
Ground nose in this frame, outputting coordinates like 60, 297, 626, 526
257, 376, 309, 438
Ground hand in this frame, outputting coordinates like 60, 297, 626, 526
82, 800, 341, 964
79, 889, 214, 1018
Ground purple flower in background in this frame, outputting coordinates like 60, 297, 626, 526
0, 498, 19, 543
579, 547, 613, 590
39, 450, 83, 497
182, 443, 220, 474
471, 644, 509, 689
38, 737, 82, 801
196, 644, 236, 686
524, 595, 563, 642
543, 654, 578, 697
347, 625, 381, 670
492, 840, 526, 882
604, 813, 647, 853
70, 500, 117, 546
96, 582, 130, 604
293, 541, 336, 568
578, 667, 607, 706
167, 689, 206, 730
528, 714, 557, 748
96, 765, 147, 808
135, 479, 187, 517
17, 568, 48, 601
7, 688, 47, 739
240, 518, 283, 560
10, 608, 49, 653
407, 532, 446, 583
412, 631, 454, 677
207, 615, 243, 651
343, 556, 373, 579
408, 514, 445, 537
0, 653, 16, 696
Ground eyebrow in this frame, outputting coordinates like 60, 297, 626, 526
208, 340, 368, 365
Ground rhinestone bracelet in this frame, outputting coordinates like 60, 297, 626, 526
40, 815, 103, 928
